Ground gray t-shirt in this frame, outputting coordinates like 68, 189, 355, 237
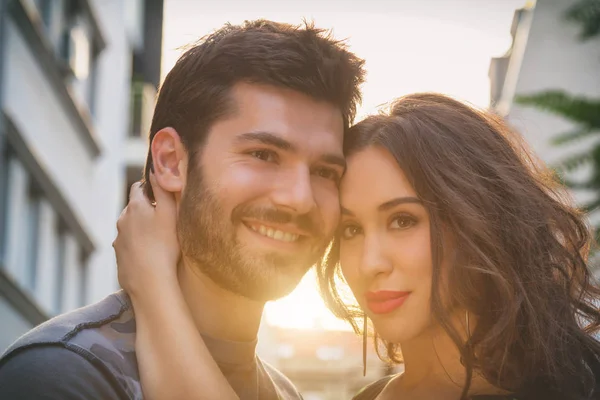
0, 291, 301, 400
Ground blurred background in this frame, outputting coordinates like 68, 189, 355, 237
0, 0, 598, 399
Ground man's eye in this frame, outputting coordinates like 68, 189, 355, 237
341, 225, 362, 240
315, 167, 340, 182
250, 150, 276, 162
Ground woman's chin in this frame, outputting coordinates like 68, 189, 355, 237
371, 312, 433, 345
373, 319, 423, 345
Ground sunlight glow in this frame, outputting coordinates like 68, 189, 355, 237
265, 269, 351, 331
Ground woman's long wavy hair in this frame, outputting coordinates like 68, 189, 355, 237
316, 93, 600, 399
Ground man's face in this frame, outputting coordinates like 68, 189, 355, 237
178, 82, 344, 301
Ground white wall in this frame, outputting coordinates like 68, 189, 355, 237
62, 233, 82, 311
4, 158, 28, 286
33, 200, 59, 316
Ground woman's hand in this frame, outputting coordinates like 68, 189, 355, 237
112, 173, 238, 400
113, 173, 181, 298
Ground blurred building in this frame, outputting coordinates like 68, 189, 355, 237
489, 0, 600, 201
125, 0, 162, 195
260, 325, 399, 400
0, 0, 163, 351
489, 0, 600, 165
489, 0, 600, 272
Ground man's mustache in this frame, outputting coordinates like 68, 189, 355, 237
232, 205, 320, 237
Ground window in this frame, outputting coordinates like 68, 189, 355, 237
34, 0, 53, 28
1, 149, 90, 314
61, 1, 98, 116
53, 223, 88, 313
0, 145, 10, 264
23, 183, 42, 291
4, 155, 29, 282
54, 224, 66, 313
67, 24, 91, 80
78, 251, 88, 307
4, 163, 43, 293
32, 0, 99, 117
129, 81, 157, 138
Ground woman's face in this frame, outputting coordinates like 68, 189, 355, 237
339, 146, 435, 344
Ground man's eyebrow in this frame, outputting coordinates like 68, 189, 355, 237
319, 154, 346, 170
236, 131, 346, 169
341, 207, 354, 216
235, 131, 295, 151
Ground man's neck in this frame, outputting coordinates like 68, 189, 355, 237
177, 257, 265, 342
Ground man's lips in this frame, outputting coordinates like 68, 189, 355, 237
242, 220, 313, 244
365, 290, 411, 315
242, 219, 311, 237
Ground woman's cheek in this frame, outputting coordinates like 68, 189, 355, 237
340, 247, 363, 301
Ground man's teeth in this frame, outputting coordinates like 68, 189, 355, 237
250, 224, 300, 242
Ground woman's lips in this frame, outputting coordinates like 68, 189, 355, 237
365, 290, 411, 315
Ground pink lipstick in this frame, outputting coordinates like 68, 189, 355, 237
365, 290, 410, 315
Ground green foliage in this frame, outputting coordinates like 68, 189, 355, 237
516, 91, 600, 130
551, 127, 595, 146
565, 0, 600, 40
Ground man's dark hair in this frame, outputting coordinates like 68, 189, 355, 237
142, 19, 365, 199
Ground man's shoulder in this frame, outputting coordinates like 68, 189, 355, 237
258, 357, 304, 399
2, 290, 133, 357
0, 345, 128, 399
0, 290, 142, 399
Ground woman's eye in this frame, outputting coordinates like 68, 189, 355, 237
390, 215, 416, 230
250, 150, 276, 162
341, 225, 362, 239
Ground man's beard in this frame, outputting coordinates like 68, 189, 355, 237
177, 174, 329, 302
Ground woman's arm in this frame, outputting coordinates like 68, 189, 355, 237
113, 174, 239, 400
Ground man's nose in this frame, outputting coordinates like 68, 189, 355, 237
270, 166, 317, 216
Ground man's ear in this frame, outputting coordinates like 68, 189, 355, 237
150, 127, 188, 194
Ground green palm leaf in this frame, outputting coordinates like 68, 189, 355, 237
554, 151, 593, 172
565, 0, 600, 40
582, 197, 600, 213
551, 127, 596, 145
516, 91, 600, 129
